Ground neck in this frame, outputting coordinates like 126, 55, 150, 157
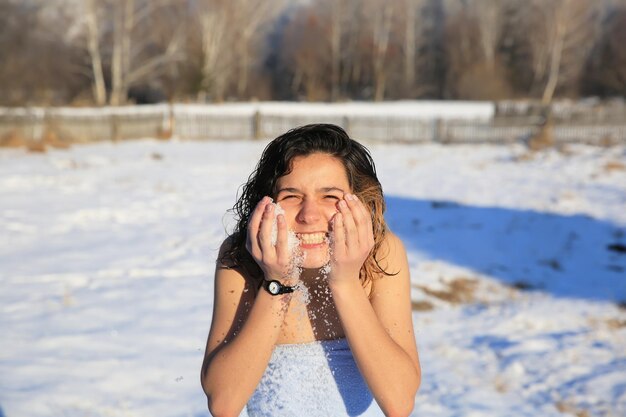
299, 266, 329, 281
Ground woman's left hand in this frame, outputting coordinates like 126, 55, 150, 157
329, 193, 375, 285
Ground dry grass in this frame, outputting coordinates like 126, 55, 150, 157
26, 142, 47, 153
606, 318, 626, 330
528, 118, 554, 151
415, 277, 479, 304
555, 401, 590, 417
156, 128, 173, 140
1, 127, 73, 153
41, 129, 71, 149
604, 160, 625, 172
598, 135, 618, 148
0, 130, 27, 148
411, 300, 435, 311
493, 376, 508, 393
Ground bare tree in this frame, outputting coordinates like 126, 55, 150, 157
281, 8, 331, 100
0, 0, 88, 105
109, 0, 184, 105
195, 0, 233, 101
525, 0, 598, 103
366, 0, 394, 101
403, 0, 423, 93
415, 0, 446, 98
466, 0, 502, 69
85, 0, 106, 105
229, 0, 285, 99
584, 2, 626, 96
442, 0, 513, 99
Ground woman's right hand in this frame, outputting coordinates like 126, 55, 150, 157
245, 196, 292, 282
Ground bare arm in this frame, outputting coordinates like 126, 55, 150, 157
201, 265, 291, 417
201, 198, 293, 417
330, 195, 421, 417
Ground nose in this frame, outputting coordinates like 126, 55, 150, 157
296, 199, 321, 224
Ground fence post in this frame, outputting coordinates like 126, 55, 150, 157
165, 103, 175, 139
432, 118, 442, 143
111, 113, 120, 141
253, 110, 261, 140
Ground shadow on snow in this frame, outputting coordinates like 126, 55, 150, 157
385, 195, 626, 304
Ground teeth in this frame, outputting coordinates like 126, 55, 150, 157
298, 232, 327, 245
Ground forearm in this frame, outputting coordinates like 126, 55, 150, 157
202, 291, 289, 416
331, 280, 420, 416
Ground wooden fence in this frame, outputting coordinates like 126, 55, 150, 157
0, 103, 624, 145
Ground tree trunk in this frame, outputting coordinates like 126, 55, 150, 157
404, 0, 416, 93
200, 11, 228, 101
541, 4, 567, 105
330, 1, 342, 101
110, 0, 125, 105
372, 2, 393, 101
541, 25, 563, 105
237, 41, 249, 98
86, 0, 106, 106
121, 0, 134, 102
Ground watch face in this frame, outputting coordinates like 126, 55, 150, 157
268, 281, 280, 295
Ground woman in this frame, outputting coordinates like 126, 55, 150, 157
201, 124, 420, 417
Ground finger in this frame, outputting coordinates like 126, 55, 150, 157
275, 213, 289, 264
247, 196, 272, 255
332, 212, 346, 258
338, 198, 358, 249
258, 202, 276, 255
347, 194, 374, 248
248, 196, 271, 237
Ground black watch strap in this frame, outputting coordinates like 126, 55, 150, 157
262, 279, 296, 296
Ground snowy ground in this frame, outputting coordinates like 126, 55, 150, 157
0, 139, 625, 417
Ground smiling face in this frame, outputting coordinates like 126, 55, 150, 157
274, 153, 351, 269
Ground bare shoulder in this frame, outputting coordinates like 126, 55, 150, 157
216, 235, 238, 268
214, 236, 259, 295
370, 230, 419, 370
205, 237, 256, 354
382, 230, 407, 254
376, 230, 409, 275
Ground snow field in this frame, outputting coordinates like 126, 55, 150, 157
0, 139, 625, 416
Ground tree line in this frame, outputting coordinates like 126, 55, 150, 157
0, 0, 625, 106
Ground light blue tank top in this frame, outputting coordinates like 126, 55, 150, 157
243, 338, 384, 417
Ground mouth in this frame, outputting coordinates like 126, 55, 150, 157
296, 232, 329, 246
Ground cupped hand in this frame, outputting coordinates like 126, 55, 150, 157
329, 193, 375, 285
246, 196, 292, 282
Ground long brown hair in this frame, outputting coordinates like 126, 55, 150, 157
219, 123, 392, 287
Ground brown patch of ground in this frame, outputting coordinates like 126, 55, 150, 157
604, 160, 625, 172
606, 318, 626, 330
493, 376, 508, 393
598, 135, 618, 148
555, 401, 590, 417
0, 130, 26, 148
411, 300, 434, 311
41, 129, 71, 149
26, 141, 47, 153
156, 128, 173, 140
1, 127, 73, 152
528, 119, 554, 151
414, 277, 479, 304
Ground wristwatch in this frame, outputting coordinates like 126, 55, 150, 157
262, 279, 296, 296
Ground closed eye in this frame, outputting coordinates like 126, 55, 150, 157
278, 195, 299, 201
324, 195, 340, 200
